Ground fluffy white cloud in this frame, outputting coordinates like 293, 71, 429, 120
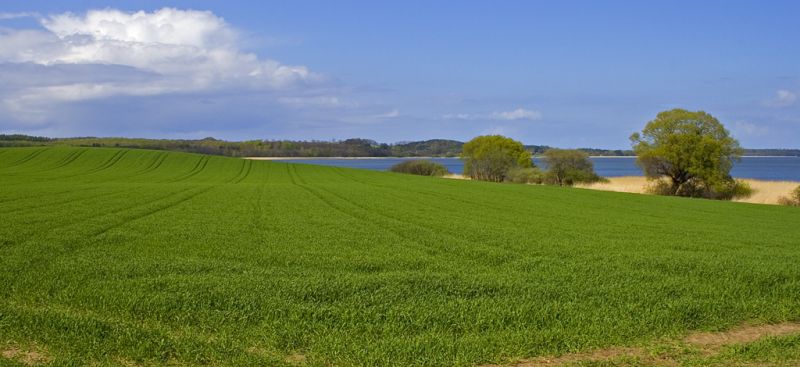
443, 108, 541, 121
0, 8, 322, 123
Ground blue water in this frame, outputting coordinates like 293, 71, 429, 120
274, 156, 800, 181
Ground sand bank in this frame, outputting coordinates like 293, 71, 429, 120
576, 176, 799, 205
443, 174, 797, 205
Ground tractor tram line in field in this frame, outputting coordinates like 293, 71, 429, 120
89, 186, 218, 239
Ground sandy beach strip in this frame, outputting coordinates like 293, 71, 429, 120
576, 176, 799, 205
442, 174, 797, 205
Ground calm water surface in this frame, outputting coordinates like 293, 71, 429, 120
274, 156, 800, 181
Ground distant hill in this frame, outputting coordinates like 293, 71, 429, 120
1, 134, 797, 157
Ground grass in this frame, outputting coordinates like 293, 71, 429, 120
1, 146, 800, 366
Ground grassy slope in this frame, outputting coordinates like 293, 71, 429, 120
0, 146, 799, 366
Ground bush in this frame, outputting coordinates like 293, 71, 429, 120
712, 179, 753, 200
778, 186, 800, 206
645, 179, 674, 196
645, 177, 753, 200
505, 167, 544, 184
390, 160, 449, 176
541, 149, 602, 186
544, 169, 603, 186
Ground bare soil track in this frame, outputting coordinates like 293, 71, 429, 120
483, 322, 800, 367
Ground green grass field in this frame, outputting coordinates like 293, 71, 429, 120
1, 146, 800, 366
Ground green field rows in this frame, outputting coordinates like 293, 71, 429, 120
1, 147, 800, 366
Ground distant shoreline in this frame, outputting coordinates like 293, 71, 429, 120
245, 155, 798, 160
244, 156, 460, 160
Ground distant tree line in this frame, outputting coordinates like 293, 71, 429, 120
741, 149, 800, 156
2, 134, 797, 157
0, 135, 464, 157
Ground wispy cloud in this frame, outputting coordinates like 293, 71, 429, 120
491, 108, 542, 121
374, 109, 400, 119
0, 12, 40, 20
765, 89, 797, 107
441, 113, 473, 120
278, 96, 351, 109
443, 108, 542, 121
732, 121, 769, 137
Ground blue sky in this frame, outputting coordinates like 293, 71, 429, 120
1, 1, 798, 148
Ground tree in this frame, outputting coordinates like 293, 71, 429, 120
542, 149, 601, 186
461, 135, 532, 182
630, 109, 744, 198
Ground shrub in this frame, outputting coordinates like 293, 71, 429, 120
541, 149, 602, 186
390, 160, 449, 176
505, 167, 544, 184
712, 179, 753, 200
645, 177, 753, 200
645, 179, 674, 196
778, 186, 800, 206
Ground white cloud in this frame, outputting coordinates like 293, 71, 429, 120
0, 8, 323, 123
766, 89, 797, 107
442, 108, 542, 121
491, 108, 542, 121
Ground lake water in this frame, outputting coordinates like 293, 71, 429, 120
274, 156, 800, 181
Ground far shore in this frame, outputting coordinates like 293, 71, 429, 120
245, 155, 798, 160
244, 156, 460, 160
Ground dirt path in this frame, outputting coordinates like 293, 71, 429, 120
1, 346, 50, 366
482, 321, 800, 367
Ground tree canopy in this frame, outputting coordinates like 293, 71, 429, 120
630, 109, 744, 198
461, 135, 532, 182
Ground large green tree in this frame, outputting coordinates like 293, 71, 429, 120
630, 109, 744, 198
461, 135, 532, 182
